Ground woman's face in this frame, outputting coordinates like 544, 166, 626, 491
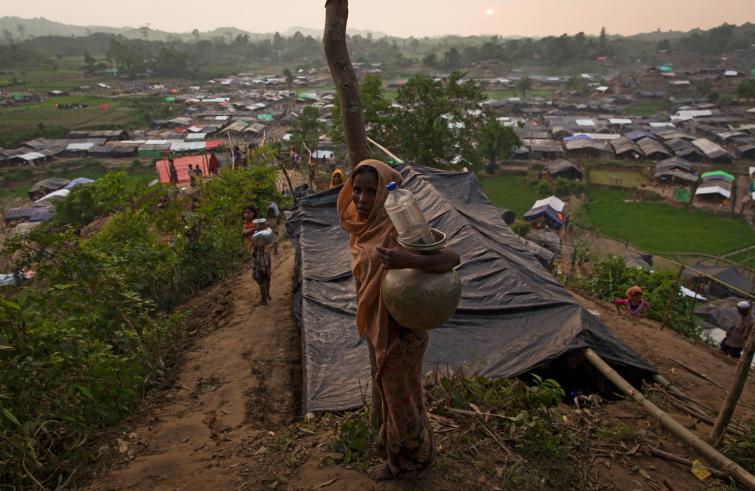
243, 209, 256, 221
333, 173, 343, 186
352, 171, 378, 219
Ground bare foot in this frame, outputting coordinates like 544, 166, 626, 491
257, 300, 268, 306
367, 462, 395, 481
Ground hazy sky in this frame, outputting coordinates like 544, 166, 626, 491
5, 0, 755, 37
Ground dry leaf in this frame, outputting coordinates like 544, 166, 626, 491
312, 478, 337, 489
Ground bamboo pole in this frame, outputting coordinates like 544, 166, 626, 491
653, 374, 714, 413
367, 137, 404, 164
660, 266, 684, 331
711, 325, 755, 446
583, 348, 755, 490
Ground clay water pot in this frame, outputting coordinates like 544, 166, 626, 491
381, 229, 462, 330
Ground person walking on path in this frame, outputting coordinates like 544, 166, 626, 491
266, 204, 280, 256
188, 164, 197, 188
337, 160, 460, 481
168, 159, 179, 185
242, 206, 272, 305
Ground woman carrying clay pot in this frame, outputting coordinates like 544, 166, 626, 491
337, 159, 459, 481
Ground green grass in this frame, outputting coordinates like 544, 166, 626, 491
478, 174, 541, 216
487, 88, 555, 99
625, 102, 670, 117
582, 187, 754, 256
588, 169, 647, 188
0, 162, 155, 201
725, 249, 755, 270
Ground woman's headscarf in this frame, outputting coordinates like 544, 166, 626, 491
330, 168, 347, 188
626, 286, 643, 299
337, 159, 402, 351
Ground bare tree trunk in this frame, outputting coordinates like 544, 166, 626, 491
711, 328, 755, 446
323, 0, 370, 169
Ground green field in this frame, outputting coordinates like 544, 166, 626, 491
582, 187, 754, 256
725, 249, 755, 270
487, 88, 555, 99
0, 162, 155, 201
477, 174, 540, 216
588, 168, 647, 188
624, 102, 670, 117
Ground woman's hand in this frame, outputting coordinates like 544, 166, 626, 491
377, 242, 461, 273
376, 244, 416, 270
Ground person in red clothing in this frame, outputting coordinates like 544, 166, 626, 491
208, 152, 221, 176
614, 286, 650, 320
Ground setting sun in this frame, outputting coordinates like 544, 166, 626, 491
485, 8, 495, 16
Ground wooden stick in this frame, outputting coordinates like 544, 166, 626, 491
648, 447, 731, 481
668, 357, 724, 390
658, 389, 746, 436
652, 374, 714, 413
367, 137, 404, 164
711, 326, 755, 446
583, 348, 755, 490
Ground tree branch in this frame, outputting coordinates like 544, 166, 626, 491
323, 0, 371, 169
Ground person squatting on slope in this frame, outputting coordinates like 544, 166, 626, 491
721, 301, 753, 359
337, 160, 460, 481
614, 286, 650, 320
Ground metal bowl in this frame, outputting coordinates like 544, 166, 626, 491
252, 228, 274, 247
397, 228, 447, 253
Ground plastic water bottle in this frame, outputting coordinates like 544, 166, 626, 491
384, 181, 435, 245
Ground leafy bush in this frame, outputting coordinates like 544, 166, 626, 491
0, 166, 279, 487
330, 409, 372, 466
511, 220, 531, 237
577, 256, 702, 339
724, 423, 755, 474
429, 371, 579, 488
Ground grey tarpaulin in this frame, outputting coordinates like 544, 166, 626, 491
286, 165, 656, 412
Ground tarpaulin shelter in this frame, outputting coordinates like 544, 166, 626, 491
28, 177, 70, 200
64, 177, 95, 190
523, 205, 565, 229
286, 165, 655, 412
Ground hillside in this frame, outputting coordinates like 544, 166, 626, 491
0, 16, 387, 42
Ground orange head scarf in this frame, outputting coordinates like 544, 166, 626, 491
625, 286, 643, 299
337, 159, 402, 351
330, 168, 347, 188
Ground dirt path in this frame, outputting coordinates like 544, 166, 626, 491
87, 242, 300, 490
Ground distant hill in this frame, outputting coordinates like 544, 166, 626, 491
283, 26, 388, 39
0, 16, 388, 42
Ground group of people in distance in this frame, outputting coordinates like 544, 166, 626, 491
242, 201, 281, 306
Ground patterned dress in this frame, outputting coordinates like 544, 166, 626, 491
252, 245, 271, 285
373, 319, 436, 477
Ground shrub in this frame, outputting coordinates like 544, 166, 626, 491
511, 219, 531, 237
0, 167, 280, 487
577, 256, 702, 339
